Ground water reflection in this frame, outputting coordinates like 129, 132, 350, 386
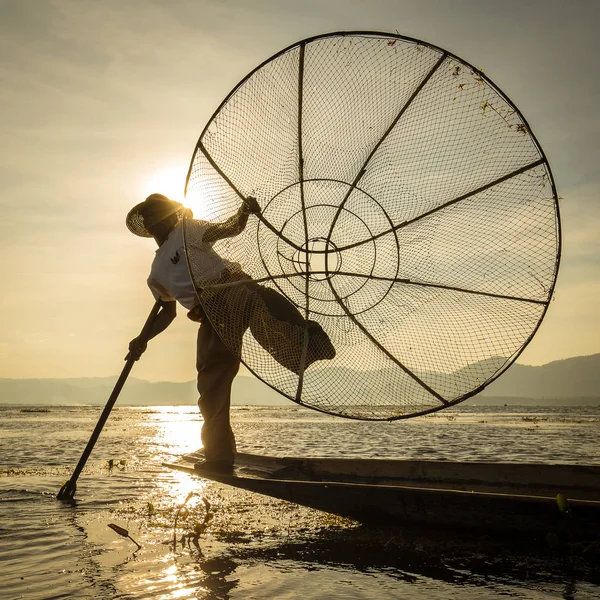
198, 556, 238, 599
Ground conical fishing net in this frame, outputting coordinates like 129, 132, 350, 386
184, 32, 560, 421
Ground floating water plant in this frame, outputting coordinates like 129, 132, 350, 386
107, 523, 142, 550
107, 459, 127, 473
172, 493, 211, 552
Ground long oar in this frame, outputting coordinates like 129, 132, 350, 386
57, 301, 162, 503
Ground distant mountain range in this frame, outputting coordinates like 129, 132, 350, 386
0, 354, 598, 407
478, 353, 600, 403
0, 374, 283, 407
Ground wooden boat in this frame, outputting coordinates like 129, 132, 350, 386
164, 451, 600, 539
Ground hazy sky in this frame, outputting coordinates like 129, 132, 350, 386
1, 0, 598, 382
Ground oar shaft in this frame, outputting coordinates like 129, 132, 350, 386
66, 358, 136, 484
59, 301, 162, 497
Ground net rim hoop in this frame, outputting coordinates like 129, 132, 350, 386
183, 30, 562, 420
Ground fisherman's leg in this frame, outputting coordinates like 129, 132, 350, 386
196, 320, 239, 464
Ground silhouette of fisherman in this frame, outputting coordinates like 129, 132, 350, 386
126, 193, 335, 474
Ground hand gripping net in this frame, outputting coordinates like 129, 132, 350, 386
184, 32, 560, 421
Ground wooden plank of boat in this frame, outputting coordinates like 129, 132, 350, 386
163, 451, 600, 538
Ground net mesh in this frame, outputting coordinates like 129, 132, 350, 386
184, 32, 560, 421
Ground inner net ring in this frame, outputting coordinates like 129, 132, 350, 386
184, 31, 561, 421
262, 181, 399, 317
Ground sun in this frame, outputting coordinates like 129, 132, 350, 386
140, 165, 211, 221
184, 183, 211, 221
143, 165, 188, 202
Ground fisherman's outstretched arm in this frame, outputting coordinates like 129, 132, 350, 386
127, 301, 176, 360
203, 197, 260, 243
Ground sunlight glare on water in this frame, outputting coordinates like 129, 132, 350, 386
171, 585, 200, 599
168, 469, 207, 506
147, 406, 207, 503
150, 405, 203, 456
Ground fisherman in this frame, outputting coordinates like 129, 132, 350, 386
126, 193, 334, 475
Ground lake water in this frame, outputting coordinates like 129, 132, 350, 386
1, 403, 600, 599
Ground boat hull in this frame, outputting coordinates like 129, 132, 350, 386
164, 452, 600, 538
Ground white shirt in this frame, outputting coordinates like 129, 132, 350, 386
147, 219, 235, 310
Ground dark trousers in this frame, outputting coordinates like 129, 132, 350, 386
196, 318, 239, 464
193, 274, 254, 465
